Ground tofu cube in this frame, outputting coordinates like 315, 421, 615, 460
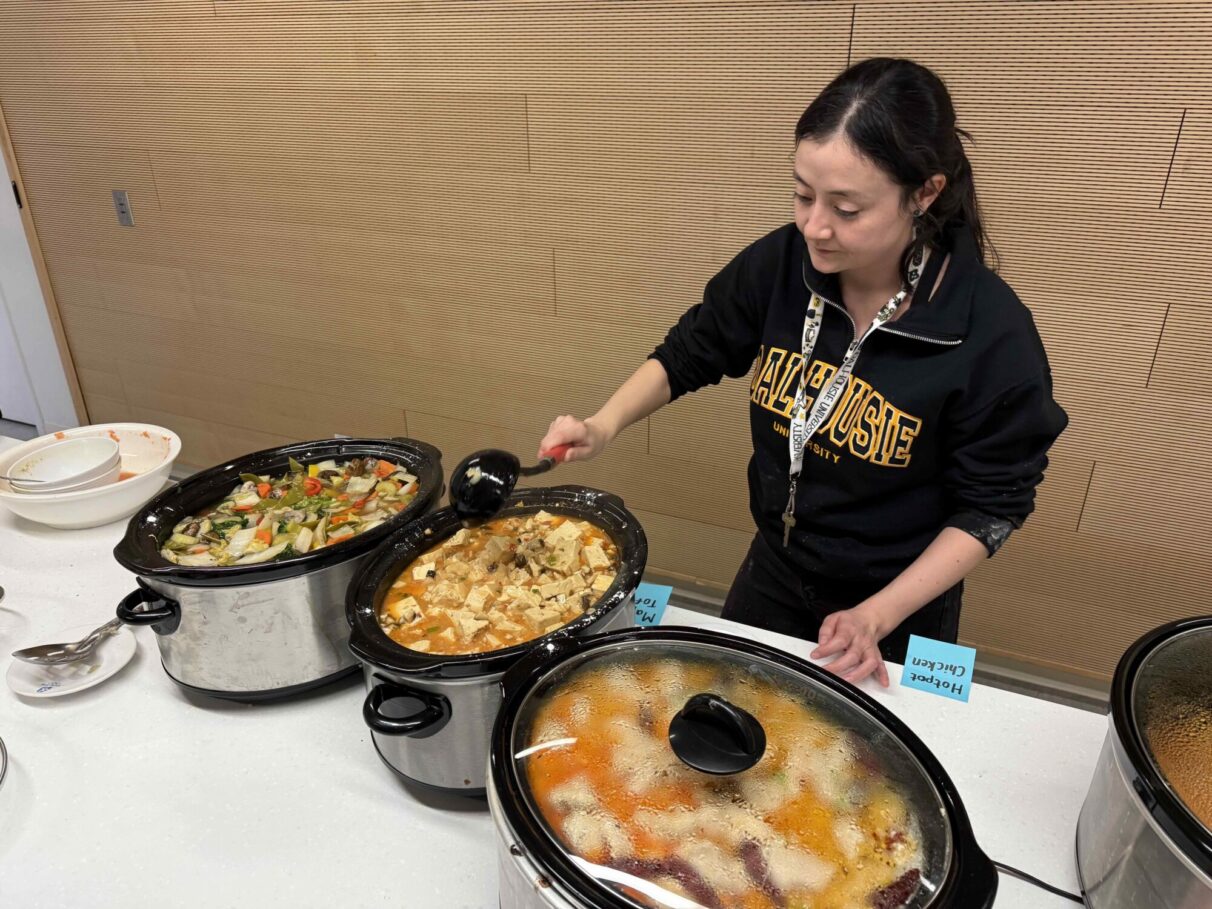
547, 540, 582, 574
465, 586, 493, 613
544, 520, 582, 547
582, 543, 611, 571
444, 528, 470, 548
500, 584, 527, 603
563, 601, 585, 620
451, 609, 489, 641
591, 572, 615, 593
384, 596, 422, 623
408, 639, 432, 652
483, 536, 511, 561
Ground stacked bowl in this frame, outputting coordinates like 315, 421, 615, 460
0, 423, 181, 529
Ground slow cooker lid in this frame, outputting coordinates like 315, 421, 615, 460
1132, 624, 1212, 836
508, 637, 953, 909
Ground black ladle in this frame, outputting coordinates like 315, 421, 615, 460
449, 444, 572, 522
668, 692, 767, 775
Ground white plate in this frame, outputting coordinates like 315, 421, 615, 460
6, 623, 137, 698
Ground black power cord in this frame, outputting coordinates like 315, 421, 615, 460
994, 859, 1085, 904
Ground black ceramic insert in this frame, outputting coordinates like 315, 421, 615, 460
114, 437, 444, 587
346, 485, 647, 680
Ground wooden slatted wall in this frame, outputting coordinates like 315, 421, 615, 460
1, 0, 1209, 682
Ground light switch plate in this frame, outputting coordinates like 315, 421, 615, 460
112, 190, 134, 226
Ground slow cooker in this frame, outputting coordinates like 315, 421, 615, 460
346, 485, 647, 795
113, 437, 443, 699
489, 626, 998, 909
1077, 615, 1212, 908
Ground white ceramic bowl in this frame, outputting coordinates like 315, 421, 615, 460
0, 424, 182, 529
9, 436, 121, 492
12, 459, 122, 495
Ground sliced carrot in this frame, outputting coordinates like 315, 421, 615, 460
256, 483, 271, 498
255, 526, 273, 545
337, 493, 349, 501
329, 514, 355, 527
233, 504, 256, 512
375, 459, 395, 478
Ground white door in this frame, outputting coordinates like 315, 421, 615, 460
0, 143, 79, 433
0, 283, 39, 425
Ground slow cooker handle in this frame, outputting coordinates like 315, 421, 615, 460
948, 846, 998, 908
116, 580, 181, 636
363, 680, 451, 738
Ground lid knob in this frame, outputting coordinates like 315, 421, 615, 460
668, 692, 767, 775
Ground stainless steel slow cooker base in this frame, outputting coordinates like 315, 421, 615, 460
136, 568, 363, 696
366, 666, 506, 793
490, 775, 580, 909
366, 595, 637, 793
163, 661, 359, 703
371, 735, 488, 798
1077, 730, 1212, 909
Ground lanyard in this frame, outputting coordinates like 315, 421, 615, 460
781, 246, 928, 547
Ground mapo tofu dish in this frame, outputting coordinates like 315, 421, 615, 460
378, 511, 620, 655
520, 654, 928, 909
161, 456, 419, 566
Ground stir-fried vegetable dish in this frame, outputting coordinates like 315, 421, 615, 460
161, 456, 419, 567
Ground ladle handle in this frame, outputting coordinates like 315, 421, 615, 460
520, 444, 572, 477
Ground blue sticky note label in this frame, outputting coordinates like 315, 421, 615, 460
901, 634, 976, 702
633, 583, 673, 626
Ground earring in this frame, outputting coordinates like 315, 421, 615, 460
911, 209, 923, 241
912, 208, 924, 217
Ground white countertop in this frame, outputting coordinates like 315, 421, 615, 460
0, 436, 1109, 908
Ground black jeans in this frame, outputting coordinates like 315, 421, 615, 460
720, 533, 962, 664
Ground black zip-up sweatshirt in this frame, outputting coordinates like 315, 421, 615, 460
651, 223, 1068, 585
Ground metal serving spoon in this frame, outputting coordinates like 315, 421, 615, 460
11, 617, 123, 666
449, 444, 572, 522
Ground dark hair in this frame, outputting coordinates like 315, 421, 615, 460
795, 57, 998, 280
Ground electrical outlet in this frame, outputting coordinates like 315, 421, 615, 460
112, 189, 134, 227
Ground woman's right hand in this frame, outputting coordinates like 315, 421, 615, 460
538, 415, 612, 463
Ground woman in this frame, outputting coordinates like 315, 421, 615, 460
538, 58, 1068, 686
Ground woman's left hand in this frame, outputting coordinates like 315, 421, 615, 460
810, 603, 891, 687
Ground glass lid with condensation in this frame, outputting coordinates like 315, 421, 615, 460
509, 638, 953, 909
1132, 626, 1212, 835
